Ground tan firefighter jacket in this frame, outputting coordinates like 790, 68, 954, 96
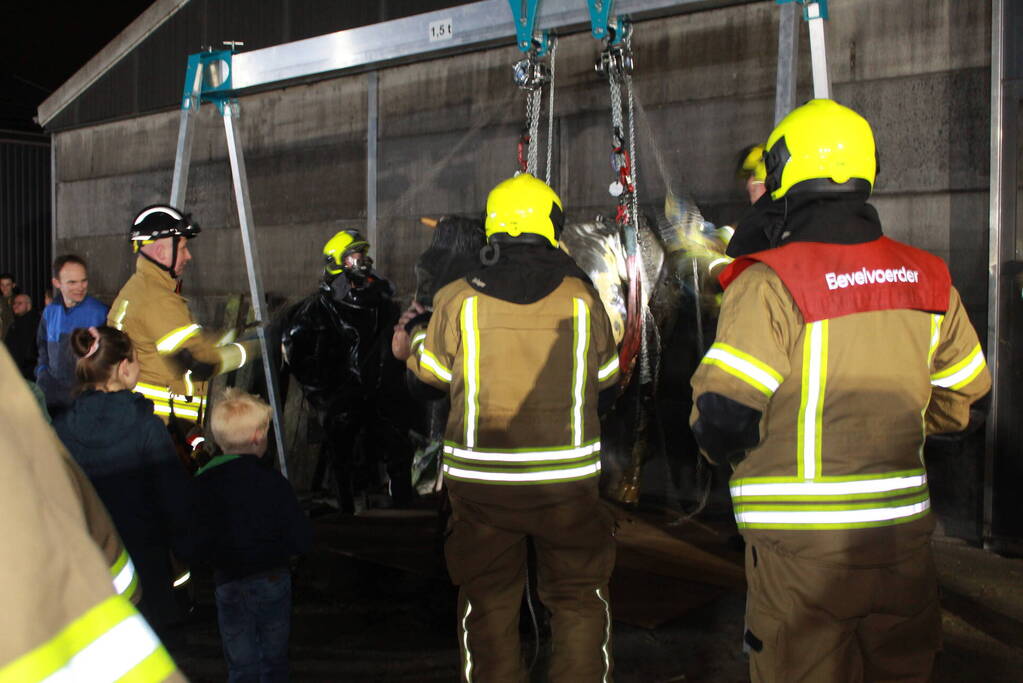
407, 277, 619, 506
109, 255, 256, 422
692, 242, 991, 566
0, 347, 183, 682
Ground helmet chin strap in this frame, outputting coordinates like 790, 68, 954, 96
139, 236, 181, 278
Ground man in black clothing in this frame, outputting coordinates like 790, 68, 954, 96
279, 229, 418, 512
5, 293, 40, 380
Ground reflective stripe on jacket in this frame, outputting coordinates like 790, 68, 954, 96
407, 277, 618, 500
0, 348, 182, 682
692, 255, 990, 564
109, 256, 255, 420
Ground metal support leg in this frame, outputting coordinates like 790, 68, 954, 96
170, 67, 203, 208
806, 3, 831, 100
366, 71, 379, 263
774, 2, 799, 123
222, 101, 289, 478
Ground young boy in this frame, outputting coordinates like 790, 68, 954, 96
196, 388, 312, 682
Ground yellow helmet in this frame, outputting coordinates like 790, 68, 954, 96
484, 173, 564, 247
737, 144, 766, 182
764, 99, 876, 200
323, 230, 369, 275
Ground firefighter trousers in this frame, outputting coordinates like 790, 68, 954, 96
445, 492, 616, 683
744, 541, 941, 683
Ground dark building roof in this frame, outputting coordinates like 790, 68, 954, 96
39, 0, 472, 132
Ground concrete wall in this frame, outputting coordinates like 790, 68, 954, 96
53, 0, 991, 329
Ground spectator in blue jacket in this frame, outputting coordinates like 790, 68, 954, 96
36, 255, 108, 415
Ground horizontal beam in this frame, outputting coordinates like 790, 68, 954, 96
230, 0, 748, 92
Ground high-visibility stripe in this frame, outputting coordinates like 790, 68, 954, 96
461, 297, 480, 448
797, 321, 828, 480
708, 256, 733, 273
182, 370, 195, 397
155, 324, 201, 354
571, 298, 590, 447
927, 314, 944, 365
0, 595, 174, 683
110, 550, 138, 601
443, 461, 600, 484
410, 331, 427, 353
134, 383, 205, 420
931, 344, 986, 390
443, 441, 600, 463
219, 342, 247, 373
461, 600, 474, 683
419, 348, 452, 383
735, 497, 930, 529
109, 300, 129, 331
731, 472, 927, 500
596, 588, 612, 683
151, 403, 200, 420
701, 343, 783, 397
172, 571, 191, 588
597, 355, 619, 382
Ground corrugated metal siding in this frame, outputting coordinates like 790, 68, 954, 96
47, 0, 472, 131
0, 136, 52, 309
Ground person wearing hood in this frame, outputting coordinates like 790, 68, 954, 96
35, 255, 108, 415
279, 229, 416, 512
393, 174, 621, 682
690, 99, 991, 682
54, 325, 196, 638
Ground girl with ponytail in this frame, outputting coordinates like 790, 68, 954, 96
55, 326, 196, 635
69, 326, 140, 391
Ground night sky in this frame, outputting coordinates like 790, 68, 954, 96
1, 1, 153, 130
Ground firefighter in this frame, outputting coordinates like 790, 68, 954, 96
0, 346, 184, 682
690, 99, 991, 682
394, 174, 620, 682
279, 229, 416, 512
109, 205, 257, 434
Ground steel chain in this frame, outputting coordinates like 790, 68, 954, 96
526, 86, 541, 176
545, 38, 558, 185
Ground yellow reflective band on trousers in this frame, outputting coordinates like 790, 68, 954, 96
0, 595, 176, 683
596, 588, 612, 683
931, 343, 986, 390
461, 297, 480, 448
571, 298, 590, 447
155, 323, 201, 354
701, 342, 783, 397
441, 441, 602, 485
110, 549, 138, 602
134, 382, 205, 421
461, 600, 474, 683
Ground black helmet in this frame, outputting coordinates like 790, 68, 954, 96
130, 205, 201, 252
131, 205, 201, 278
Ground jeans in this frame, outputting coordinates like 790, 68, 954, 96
215, 571, 292, 683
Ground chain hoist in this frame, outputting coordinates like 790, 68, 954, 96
512, 37, 557, 183
595, 19, 647, 387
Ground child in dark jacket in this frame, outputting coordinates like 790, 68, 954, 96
54, 326, 196, 635
196, 388, 312, 683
